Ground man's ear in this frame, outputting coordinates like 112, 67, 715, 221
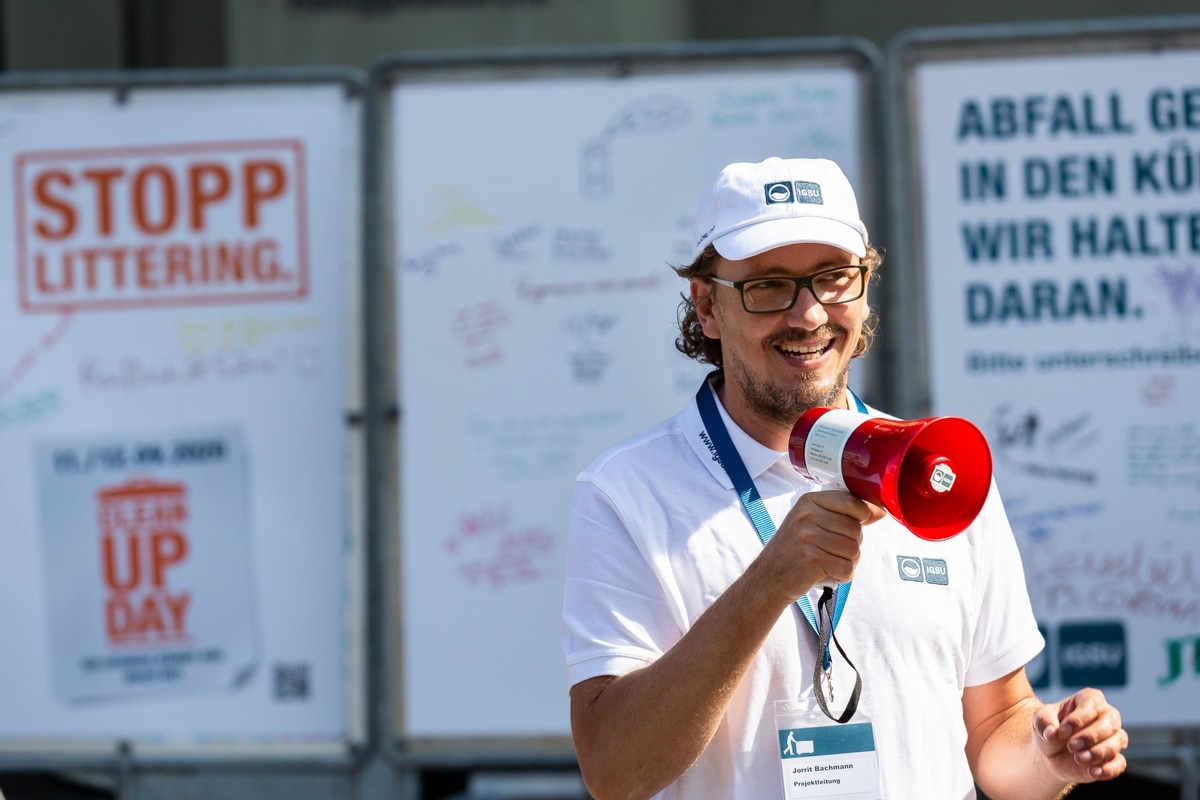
691, 278, 721, 339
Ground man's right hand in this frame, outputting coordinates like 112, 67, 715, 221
757, 489, 885, 603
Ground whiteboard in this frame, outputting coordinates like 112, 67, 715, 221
384, 45, 880, 742
891, 21, 1200, 726
0, 75, 363, 754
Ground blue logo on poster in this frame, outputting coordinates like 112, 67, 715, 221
1058, 622, 1127, 688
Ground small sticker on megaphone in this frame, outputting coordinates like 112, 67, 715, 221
929, 463, 956, 493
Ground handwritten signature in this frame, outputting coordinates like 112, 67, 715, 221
1025, 540, 1200, 625
78, 344, 325, 390
427, 186, 498, 235
0, 312, 74, 402
0, 388, 62, 431
442, 503, 556, 590
452, 301, 510, 370
1157, 263, 1200, 338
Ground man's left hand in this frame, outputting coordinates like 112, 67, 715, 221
1031, 688, 1129, 783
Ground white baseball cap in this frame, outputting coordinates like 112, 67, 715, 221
691, 156, 868, 261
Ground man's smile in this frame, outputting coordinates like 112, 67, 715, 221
769, 329, 841, 366
775, 339, 833, 360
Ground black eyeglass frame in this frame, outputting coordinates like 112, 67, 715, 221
707, 264, 869, 314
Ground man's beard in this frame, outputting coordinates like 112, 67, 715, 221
725, 330, 852, 426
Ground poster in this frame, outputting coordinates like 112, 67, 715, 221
35, 428, 257, 702
910, 47, 1200, 724
0, 82, 358, 747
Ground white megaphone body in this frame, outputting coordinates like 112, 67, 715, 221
788, 408, 993, 542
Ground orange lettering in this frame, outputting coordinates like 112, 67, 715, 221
133, 164, 177, 234
32, 169, 76, 239
165, 243, 194, 286
105, 592, 189, 641
107, 246, 129, 289
189, 162, 231, 231
137, 594, 166, 636
81, 248, 101, 291
243, 160, 286, 228
215, 242, 245, 283
251, 238, 281, 281
136, 245, 158, 289
150, 529, 188, 588
164, 591, 190, 632
105, 595, 133, 640
34, 251, 71, 293
102, 533, 140, 592
81, 167, 124, 236
131, 246, 155, 290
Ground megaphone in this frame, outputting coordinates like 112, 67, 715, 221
789, 408, 993, 541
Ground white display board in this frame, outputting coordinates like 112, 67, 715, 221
0, 78, 362, 751
898, 31, 1200, 726
387, 49, 878, 741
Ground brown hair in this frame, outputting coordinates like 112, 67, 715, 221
673, 244, 883, 369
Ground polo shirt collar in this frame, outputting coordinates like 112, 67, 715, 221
685, 379, 787, 490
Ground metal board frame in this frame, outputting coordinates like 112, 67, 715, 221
885, 15, 1200, 796
367, 37, 885, 769
0, 65, 370, 778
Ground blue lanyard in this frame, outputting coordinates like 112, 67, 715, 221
694, 381, 867, 658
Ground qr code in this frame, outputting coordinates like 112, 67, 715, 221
273, 662, 310, 701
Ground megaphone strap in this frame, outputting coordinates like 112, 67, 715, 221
695, 379, 865, 724
813, 587, 863, 724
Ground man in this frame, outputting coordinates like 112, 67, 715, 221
561, 156, 1128, 799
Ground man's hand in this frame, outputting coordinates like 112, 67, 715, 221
756, 489, 885, 603
1031, 688, 1129, 783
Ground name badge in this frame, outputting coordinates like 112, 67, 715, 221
775, 700, 882, 799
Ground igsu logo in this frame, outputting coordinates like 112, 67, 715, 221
896, 556, 949, 585
1059, 622, 1127, 688
922, 558, 949, 585
763, 180, 825, 205
793, 181, 823, 204
897, 556, 924, 582
1062, 642, 1123, 669
764, 182, 795, 204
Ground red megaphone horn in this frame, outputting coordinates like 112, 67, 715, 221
789, 408, 993, 541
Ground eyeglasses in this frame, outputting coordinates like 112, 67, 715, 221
708, 265, 868, 314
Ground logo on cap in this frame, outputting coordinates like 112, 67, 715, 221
764, 182, 794, 204
794, 181, 823, 204
763, 181, 824, 206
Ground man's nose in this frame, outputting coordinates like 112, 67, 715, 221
784, 286, 829, 328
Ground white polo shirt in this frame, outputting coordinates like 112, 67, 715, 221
562, 382, 1044, 800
